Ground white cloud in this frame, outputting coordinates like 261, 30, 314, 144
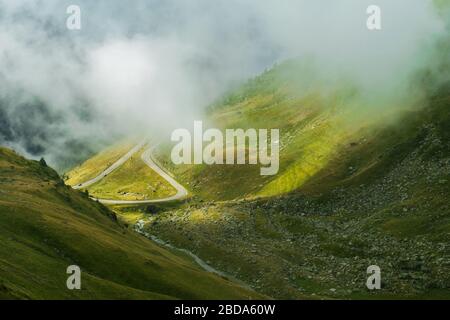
0, 0, 447, 168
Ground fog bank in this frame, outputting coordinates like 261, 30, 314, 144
0, 0, 447, 169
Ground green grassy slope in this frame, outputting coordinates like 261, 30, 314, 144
65, 139, 136, 186
65, 142, 176, 201
155, 60, 418, 201
141, 59, 449, 299
145, 90, 449, 299
0, 147, 262, 299
86, 147, 176, 201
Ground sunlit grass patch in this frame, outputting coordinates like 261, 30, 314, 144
65, 139, 137, 186
86, 148, 176, 201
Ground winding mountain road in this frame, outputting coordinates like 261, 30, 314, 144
72, 143, 253, 286
73, 142, 188, 205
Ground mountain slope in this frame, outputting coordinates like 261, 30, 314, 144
0, 147, 262, 299
60, 57, 449, 299
142, 61, 450, 299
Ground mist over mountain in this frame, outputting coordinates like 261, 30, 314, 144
0, 0, 448, 170
0, 0, 449, 302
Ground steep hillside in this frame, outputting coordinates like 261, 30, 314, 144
0, 147, 261, 299
145, 90, 450, 299
154, 60, 421, 200
141, 61, 449, 299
